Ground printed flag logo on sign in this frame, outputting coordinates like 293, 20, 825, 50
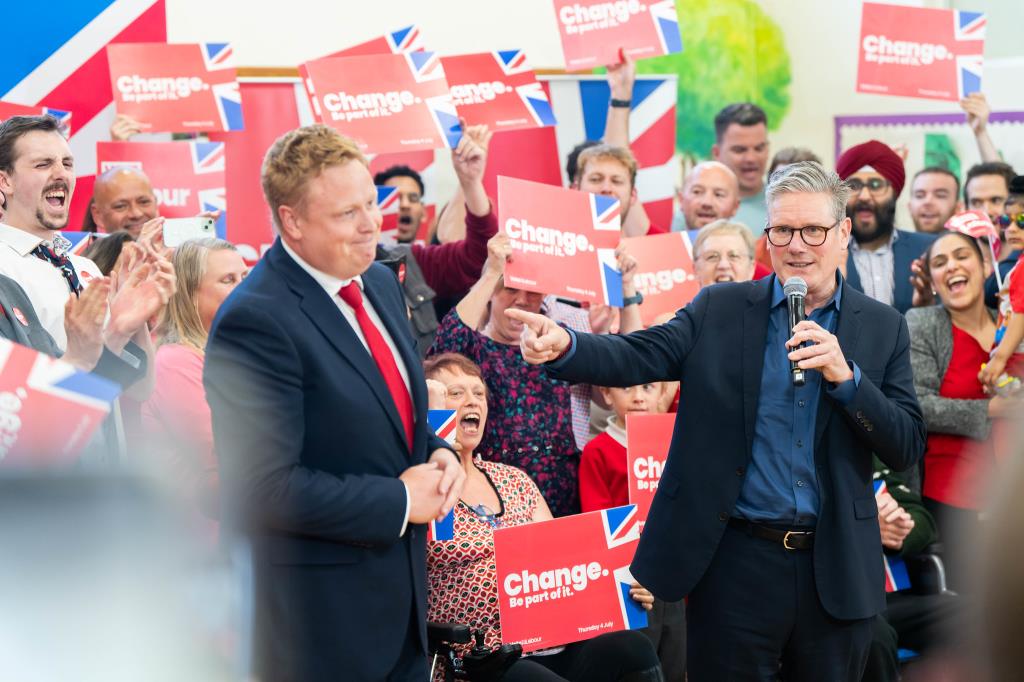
873, 480, 912, 593
301, 51, 462, 153
440, 51, 557, 131
626, 413, 674, 531
0, 340, 120, 467
500, 176, 623, 305
107, 42, 245, 132
426, 409, 458, 542
97, 140, 228, 237
856, 2, 986, 102
494, 504, 646, 652
552, 0, 683, 70
377, 185, 401, 243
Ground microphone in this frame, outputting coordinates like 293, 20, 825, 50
784, 277, 807, 387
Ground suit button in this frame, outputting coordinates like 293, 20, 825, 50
718, 512, 728, 522
855, 410, 864, 419
735, 466, 745, 476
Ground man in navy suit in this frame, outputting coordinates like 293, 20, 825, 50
204, 125, 467, 681
507, 161, 926, 681
836, 140, 935, 314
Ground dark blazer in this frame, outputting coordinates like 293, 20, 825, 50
204, 240, 449, 681
844, 228, 936, 314
548, 276, 925, 621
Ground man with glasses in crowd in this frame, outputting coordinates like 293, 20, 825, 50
836, 140, 936, 314
507, 161, 925, 680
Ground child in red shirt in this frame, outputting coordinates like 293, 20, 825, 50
579, 382, 662, 513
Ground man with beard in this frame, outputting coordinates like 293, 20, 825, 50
836, 140, 935, 314
712, 103, 771, 235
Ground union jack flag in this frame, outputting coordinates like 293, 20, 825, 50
327, 24, 425, 59
954, 10, 986, 40
1, 0, 167, 231
590, 193, 622, 231
57, 232, 103, 257
546, 75, 677, 230
613, 566, 649, 630
377, 185, 400, 214
202, 42, 234, 70
496, 49, 530, 75
191, 141, 225, 174
406, 50, 444, 84
873, 480, 912, 593
649, 0, 684, 55
515, 82, 558, 129
426, 409, 458, 541
602, 504, 641, 550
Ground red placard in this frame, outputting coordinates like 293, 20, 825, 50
301, 52, 461, 153
499, 176, 623, 305
369, 150, 437, 243
106, 42, 244, 133
96, 141, 226, 237
493, 505, 646, 652
0, 102, 72, 136
552, 0, 683, 70
626, 413, 674, 530
622, 232, 700, 326
856, 3, 986, 102
0, 340, 119, 467
440, 51, 557, 131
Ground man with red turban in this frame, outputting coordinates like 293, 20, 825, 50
836, 140, 936, 314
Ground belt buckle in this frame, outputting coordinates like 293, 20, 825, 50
783, 531, 801, 550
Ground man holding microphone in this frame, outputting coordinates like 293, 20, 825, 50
508, 162, 925, 681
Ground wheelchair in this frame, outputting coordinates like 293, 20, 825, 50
428, 622, 523, 681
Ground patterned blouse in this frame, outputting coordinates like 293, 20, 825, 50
427, 459, 541, 653
428, 309, 581, 516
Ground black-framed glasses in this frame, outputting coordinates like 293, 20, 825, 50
764, 221, 840, 247
998, 212, 1024, 228
466, 503, 502, 529
846, 178, 890, 196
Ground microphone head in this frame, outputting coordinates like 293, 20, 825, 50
783, 277, 807, 297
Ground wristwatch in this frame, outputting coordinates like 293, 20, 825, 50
621, 292, 644, 307
610, 98, 632, 108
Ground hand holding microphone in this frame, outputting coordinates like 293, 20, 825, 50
784, 277, 854, 385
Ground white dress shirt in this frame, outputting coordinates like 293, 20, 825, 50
280, 240, 415, 535
850, 230, 898, 307
0, 222, 102, 350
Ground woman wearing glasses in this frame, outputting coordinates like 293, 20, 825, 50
423, 352, 662, 682
692, 220, 758, 287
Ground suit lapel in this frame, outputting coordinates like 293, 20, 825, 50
813, 280, 861, 452
742, 278, 773, 458
267, 243, 409, 447
844, 251, 863, 292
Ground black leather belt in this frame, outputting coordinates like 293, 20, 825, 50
728, 517, 815, 550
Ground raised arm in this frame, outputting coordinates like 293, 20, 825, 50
961, 93, 1001, 163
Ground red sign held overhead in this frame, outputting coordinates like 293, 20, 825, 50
440, 51, 557, 132
552, 0, 683, 70
301, 52, 461, 154
856, 2, 986, 102
621, 232, 700, 326
493, 505, 646, 652
107, 42, 244, 133
499, 176, 623, 305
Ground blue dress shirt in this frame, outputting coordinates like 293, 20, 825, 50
733, 276, 859, 526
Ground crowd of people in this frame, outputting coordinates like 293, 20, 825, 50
0, 45, 1021, 682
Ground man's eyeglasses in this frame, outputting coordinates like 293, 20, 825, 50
998, 213, 1024, 229
846, 178, 890, 196
699, 251, 752, 265
466, 503, 502, 529
764, 221, 840, 247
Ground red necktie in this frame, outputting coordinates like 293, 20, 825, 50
339, 282, 414, 448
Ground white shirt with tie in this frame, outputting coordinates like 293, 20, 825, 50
280, 240, 415, 535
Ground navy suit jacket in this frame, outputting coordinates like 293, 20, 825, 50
204, 240, 448, 681
844, 229, 936, 314
548, 276, 925, 620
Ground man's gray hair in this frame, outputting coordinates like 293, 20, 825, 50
765, 161, 850, 226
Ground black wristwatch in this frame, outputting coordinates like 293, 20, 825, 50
621, 292, 644, 307
609, 98, 632, 108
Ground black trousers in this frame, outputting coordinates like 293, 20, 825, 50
686, 524, 874, 682
641, 598, 687, 681
923, 497, 983, 594
862, 591, 963, 682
